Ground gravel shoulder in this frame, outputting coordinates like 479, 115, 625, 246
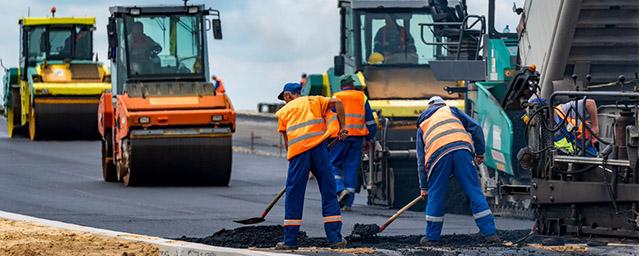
0, 217, 160, 256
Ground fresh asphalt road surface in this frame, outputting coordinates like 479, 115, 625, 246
0, 117, 532, 239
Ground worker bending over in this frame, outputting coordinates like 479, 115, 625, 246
528, 97, 599, 156
416, 96, 499, 245
554, 99, 599, 156
274, 82, 348, 250
328, 75, 377, 211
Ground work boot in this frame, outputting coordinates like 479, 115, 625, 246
419, 237, 439, 246
330, 238, 348, 249
341, 206, 352, 212
338, 190, 350, 207
275, 242, 298, 250
485, 234, 501, 243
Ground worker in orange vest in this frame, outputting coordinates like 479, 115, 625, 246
416, 96, 499, 245
211, 75, 226, 94
327, 75, 377, 211
274, 82, 348, 250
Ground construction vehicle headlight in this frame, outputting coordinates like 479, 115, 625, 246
129, 8, 141, 16
211, 115, 223, 121
138, 116, 150, 124
188, 6, 199, 14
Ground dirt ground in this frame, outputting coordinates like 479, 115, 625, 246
0, 218, 159, 256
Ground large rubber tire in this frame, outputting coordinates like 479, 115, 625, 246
28, 106, 38, 141
122, 152, 142, 187
101, 131, 118, 182
6, 107, 15, 138
7, 87, 25, 138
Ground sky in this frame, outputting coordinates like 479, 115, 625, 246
0, 0, 520, 110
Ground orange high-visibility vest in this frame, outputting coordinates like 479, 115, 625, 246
214, 78, 226, 94
419, 106, 473, 168
276, 96, 331, 160
554, 106, 594, 142
327, 90, 369, 138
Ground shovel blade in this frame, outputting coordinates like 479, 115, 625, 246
351, 223, 381, 237
233, 217, 266, 225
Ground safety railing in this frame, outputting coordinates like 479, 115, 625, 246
419, 15, 486, 61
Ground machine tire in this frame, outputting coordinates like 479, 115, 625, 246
28, 106, 38, 141
122, 165, 140, 187
6, 107, 15, 138
122, 148, 142, 187
101, 131, 117, 182
7, 88, 25, 138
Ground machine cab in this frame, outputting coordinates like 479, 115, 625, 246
332, 0, 485, 103
19, 17, 102, 82
106, 5, 222, 97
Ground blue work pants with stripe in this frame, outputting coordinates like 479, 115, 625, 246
330, 136, 364, 207
424, 149, 496, 241
284, 141, 342, 246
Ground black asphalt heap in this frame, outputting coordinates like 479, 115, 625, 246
178, 225, 587, 249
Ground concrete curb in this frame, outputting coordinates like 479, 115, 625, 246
0, 210, 296, 256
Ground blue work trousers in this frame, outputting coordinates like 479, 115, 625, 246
425, 149, 496, 241
284, 141, 342, 246
330, 136, 364, 207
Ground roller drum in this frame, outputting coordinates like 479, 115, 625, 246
33, 100, 100, 139
126, 135, 232, 186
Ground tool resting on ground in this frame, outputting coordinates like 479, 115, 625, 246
352, 195, 424, 237
234, 187, 286, 225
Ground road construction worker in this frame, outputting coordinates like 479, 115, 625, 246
373, 15, 417, 64
274, 82, 348, 250
211, 75, 226, 94
416, 96, 499, 245
327, 74, 377, 211
528, 97, 599, 156
127, 22, 162, 74
300, 73, 308, 87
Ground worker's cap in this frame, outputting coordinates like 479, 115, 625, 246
427, 96, 446, 106
277, 82, 302, 100
340, 74, 355, 87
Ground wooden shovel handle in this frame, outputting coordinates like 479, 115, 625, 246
260, 187, 286, 219
379, 196, 424, 232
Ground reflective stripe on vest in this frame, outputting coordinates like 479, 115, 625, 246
327, 90, 369, 137
276, 96, 330, 160
554, 106, 593, 142
419, 107, 472, 171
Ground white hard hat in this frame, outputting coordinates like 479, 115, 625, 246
427, 96, 446, 106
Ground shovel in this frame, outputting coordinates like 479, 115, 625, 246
234, 137, 342, 225
352, 195, 424, 237
234, 187, 286, 225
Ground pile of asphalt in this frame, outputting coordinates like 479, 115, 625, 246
178, 225, 577, 249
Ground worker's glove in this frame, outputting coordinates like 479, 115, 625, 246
338, 129, 349, 141
474, 154, 485, 166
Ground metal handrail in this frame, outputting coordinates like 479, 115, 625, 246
419, 14, 486, 60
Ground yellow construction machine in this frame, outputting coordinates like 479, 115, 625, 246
3, 7, 111, 140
